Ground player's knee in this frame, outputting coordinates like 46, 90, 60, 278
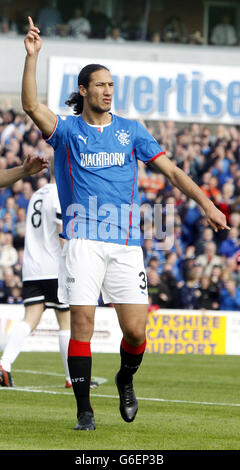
70, 309, 94, 337
124, 326, 146, 346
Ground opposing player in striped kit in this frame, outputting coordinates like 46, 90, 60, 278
21, 17, 229, 431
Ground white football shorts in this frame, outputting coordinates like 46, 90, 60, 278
58, 238, 148, 305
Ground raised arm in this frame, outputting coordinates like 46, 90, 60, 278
21, 16, 57, 137
150, 154, 230, 232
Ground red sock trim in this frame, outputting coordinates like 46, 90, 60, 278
68, 338, 91, 357
121, 337, 146, 355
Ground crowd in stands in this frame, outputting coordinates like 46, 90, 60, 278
0, 105, 53, 305
1, 101, 240, 311
139, 119, 240, 311
0, 1, 239, 46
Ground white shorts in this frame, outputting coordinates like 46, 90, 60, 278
58, 239, 148, 305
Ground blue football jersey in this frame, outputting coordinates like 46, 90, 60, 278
45, 113, 165, 246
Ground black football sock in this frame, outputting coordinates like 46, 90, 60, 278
117, 336, 146, 384
68, 338, 93, 417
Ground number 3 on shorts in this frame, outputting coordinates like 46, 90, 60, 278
139, 271, 147, 290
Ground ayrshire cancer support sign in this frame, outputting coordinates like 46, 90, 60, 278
146, 311, 226, 355
48, 56, 240, 124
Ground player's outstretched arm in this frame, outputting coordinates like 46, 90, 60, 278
21, 16, 57, 138
0, 154, 49, 188
152, 154, 230, 233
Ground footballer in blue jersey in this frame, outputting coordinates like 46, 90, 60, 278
22, 17, 229, 432
45, 113, 165, 245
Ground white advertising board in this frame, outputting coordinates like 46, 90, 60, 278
1, 306, 240, 355
48, 56, 240, 124
0, 305, 122, 353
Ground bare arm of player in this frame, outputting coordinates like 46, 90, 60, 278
151, 154, 230, 233
0, 154, 49, 188
21, 16, 57, 138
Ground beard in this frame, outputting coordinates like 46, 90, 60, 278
88, 101, 111, 114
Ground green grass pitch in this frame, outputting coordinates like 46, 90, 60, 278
0, 352, 240, 450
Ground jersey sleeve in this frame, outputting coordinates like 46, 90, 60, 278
55, 204, 62, 226
43, 115, 68, 149
134, 121, 165, 164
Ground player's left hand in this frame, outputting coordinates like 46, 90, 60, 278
23, 154, 49, 175
204, 203, 230, 232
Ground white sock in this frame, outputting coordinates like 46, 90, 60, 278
58, 329, 71, 382
0, 321, 31, 372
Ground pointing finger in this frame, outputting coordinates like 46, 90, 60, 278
217, 223, 231, 231
28, 16, 40, 33
28, 16, 34, 28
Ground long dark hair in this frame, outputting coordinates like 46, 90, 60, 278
65, 63, 110, 115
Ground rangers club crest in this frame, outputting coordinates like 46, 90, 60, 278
115, 129, 130, 146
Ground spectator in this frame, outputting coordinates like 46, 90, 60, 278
220, 279, 240, 310
200, 175, 221, 204
180, 245, 196, 282
1, 265, 22, 303
160, 269, 179, 308
37, 0, 63, 36
0, 186, 12, 208
106, 27, 125, 43
143, 238, 164, 268
147, 269, 161, 307
14, 207, 26, 238
210, 264, 223, 292
147, 256, 159, 272
229, 212, 240, 231
163, 252, 182, 282
6, 284, 23, 304
0, 234, 18, 279
147, 268, 172, 308
162, 16, 188, 44
15, 181, 33, 210
119, 15, 143, 40
2, 212, 16, 236
150, 32, 161, 43
180, 270, 200, 309
67, 7, 91, 39
211, 15, 237, 46
195, 227, 214, 256
0, 109, 16, 146
219, 227, 240, 258
4, 197, 17, 221
232, 258, 240, 287
11, 179, 24, 203
87, 1, 111, 39
181, 200, 202, 245
197, 275, 220, 310
172, 222, 186, 259
211, 144, 231, 187
196, 241, 222, 276
5, 151, 21, 169
0, 18, 17, 37
217, 182, 235, 225
189, 31, 205, 45
24, 128, 40, 147
139, 172, 165, 202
